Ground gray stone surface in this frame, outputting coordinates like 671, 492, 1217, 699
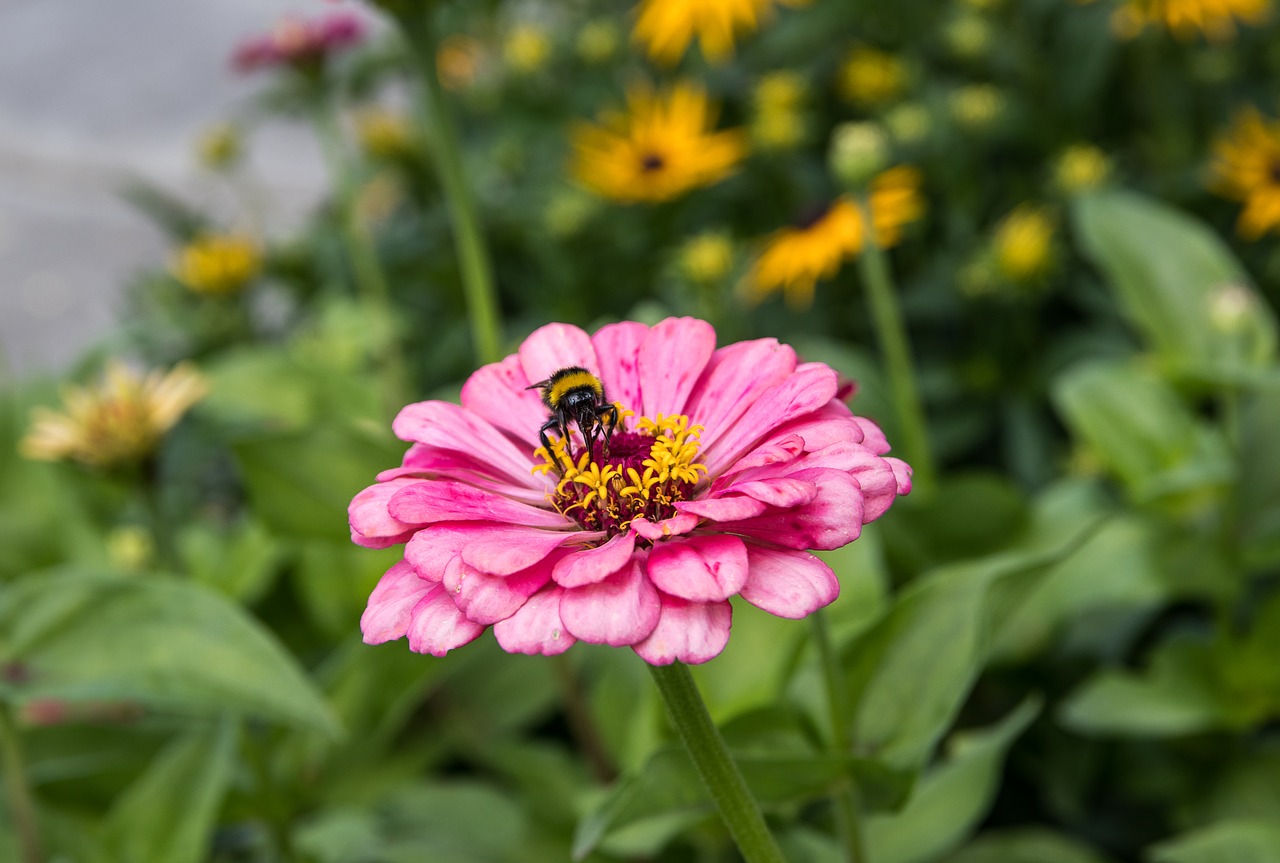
0, 0, 343, 377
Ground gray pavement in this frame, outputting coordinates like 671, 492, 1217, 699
0, 0, 340, 377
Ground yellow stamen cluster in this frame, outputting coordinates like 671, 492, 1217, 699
532, 409, 708, 533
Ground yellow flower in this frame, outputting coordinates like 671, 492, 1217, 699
751, 71, 807, 151
570, 82, 747, 204
503, 23, 552, 73
679, 230, 735, 283
1209, 107, 1280, 239
355, 108, 415, 160
743, 166, 924, 308
21, 362, 208, 469
1053, 143, 1111, 193
197, 123, 242, 171
838, 46, 907, 107
437, 35, 482, 90
949, 83, 1004, 129
994, 204, 1055, 282
1106, 0, 1270, 39
171, 233, 262, 297
577, 20, 621, 63
633, 0, 811, 66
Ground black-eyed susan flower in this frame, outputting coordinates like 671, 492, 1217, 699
570, 82, 747, 204
1105, 0, 1270, 39
837, 46, 907, 107
743, 166, 924, 308
1209, 107, 1280, 239
21, 362, 208, 469
633, 0, 811, 65
171, 233, 262, 297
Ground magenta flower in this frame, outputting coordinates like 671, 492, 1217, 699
351, 318, 911, 665
232, 10, 366, 74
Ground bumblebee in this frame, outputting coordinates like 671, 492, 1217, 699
527, 366, 620, 457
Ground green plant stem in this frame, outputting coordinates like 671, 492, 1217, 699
403, 14, 503, 366
647, 662, 786, 863
855, 197, 935, 497
811, 610, 867, 863
309, 97, 409, 408
0, 703, 44, 863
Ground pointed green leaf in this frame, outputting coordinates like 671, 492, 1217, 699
1149, 819, 1280, 863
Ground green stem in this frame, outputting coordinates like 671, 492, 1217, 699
811, 610, 867, 863
403, 13, 504, 366
0, 703, 44, 863
855, 197, 935, 497
647, 662, 786, 863
310, 96, 410, 408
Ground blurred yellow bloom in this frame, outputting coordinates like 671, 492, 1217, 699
354, 173, 404, 226
751, 71, 808, 151
743, 166, 924, 308
828, 121, 890, 187
1106, 0, 1270, 39
1053, 143, 1111, 193
21, 362, 208, 469
504, 23, 552, 73
633, 0, 810, 65
577, 20, 621, 63
1209, 107, 1280, 239
355, 108, 416, 160
437, 35, 482, 90
570, 82, 747, 204
949, 83, 1005, 129
107, 525, 154, 572
838, 47, 907, 107
885, 102, 932, 146
680, 231, 735, 284
994, 204, 1055, 282
172, 233, 262, 297
197, 123, 242, 171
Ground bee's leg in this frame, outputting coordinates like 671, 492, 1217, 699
539, 419, 563, 464
601, 405, 620, 453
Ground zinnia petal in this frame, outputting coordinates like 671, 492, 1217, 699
361, 561, 433, 644
559, 556, 661, 645
739, 545, 839, 618
493, 586, 578, 655
406, 584, 487, 656
645, 534, 749, 602
633, 596, 732, 665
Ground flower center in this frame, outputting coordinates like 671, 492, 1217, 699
532, 407, 707, 535
640, 153, 666, 173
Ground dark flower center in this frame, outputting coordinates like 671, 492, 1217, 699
640, 153, 666, 173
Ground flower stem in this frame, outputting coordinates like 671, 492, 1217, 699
402, 14, 503, 366
855, 197, 935, 496
647, 662, 786, 863
0, 703, 44, 863
811, 610, 866, 863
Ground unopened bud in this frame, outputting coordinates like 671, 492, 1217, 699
829, 122, 890, 189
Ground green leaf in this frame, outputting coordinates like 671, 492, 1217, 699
1072, 190, 1277, 381
1149, 819, 1280, 863
0, 573, 338, 733
941, 828, 1114, 863
1053, 358, 1232, 508
865, 698, 1042, 863
178, 517, 282, 603
1236, 378, 1280, 568
102, 717, 239, 863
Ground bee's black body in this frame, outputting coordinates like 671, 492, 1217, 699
527, 366, 620, 457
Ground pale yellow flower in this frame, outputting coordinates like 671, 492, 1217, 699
1053, 144, 1111, 193
21, 362, 208, 469
751, 71, 807, 151
680, 231, 735, 284
570, 82, 747, 204
504, 23, 552, 73
838, 47, 907, 107
171, 233, 262, 297
994, 205, 1055, 282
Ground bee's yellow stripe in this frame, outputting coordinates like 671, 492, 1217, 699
548, 370, 603, 407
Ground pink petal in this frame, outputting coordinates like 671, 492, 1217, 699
361, 561, 433, 644
460, 354, 547, 444
739, 545, 839, 618
730, 476, 818, 508
552, 530, 636, 588
519, 322, 599, 387
685, 338, 797, 452
388, 481, 568, 529
646, 534, 749, 602
702, 364, 839, 477
405, 584, 486, 656
853, 416, 891, 455
591, 321, 649, 417
443, 554, 554, 625
493, 585, 577, 655
629, 512, 700, 541
406, 522, 597, 577
392, 401, 537, 487
675, 495, 768, 522
887, 457, 913, 496
375, 445, 549, 505
723, 468, 866, 550
633, 596, 732, 665
639, 317, 716, 417
349, 478, 425, 548
559, 556, 661, 645
715, 434, 806, 481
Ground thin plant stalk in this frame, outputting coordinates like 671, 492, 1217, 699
401, 14, 503, 366
855, 197, 935, 496
647, 662, 787, 863
811, 609, 867, 863
0, 702, 43, 863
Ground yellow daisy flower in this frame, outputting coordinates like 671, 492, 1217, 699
838, 46, 907, 107
633, 0, 810, 66
570, 82, 747, 204
743, 166, 924, 308
1209, 107, 1280, 239
994, 204, 1055, 282
21, 362, 208, 469
172, 233, 262, 297
1105, 0, 1269, 39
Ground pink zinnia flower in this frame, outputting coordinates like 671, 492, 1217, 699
232, 10, 366, 74
351, 317, 911, 665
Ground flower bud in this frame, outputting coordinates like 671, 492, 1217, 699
829, 122, 891, 189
